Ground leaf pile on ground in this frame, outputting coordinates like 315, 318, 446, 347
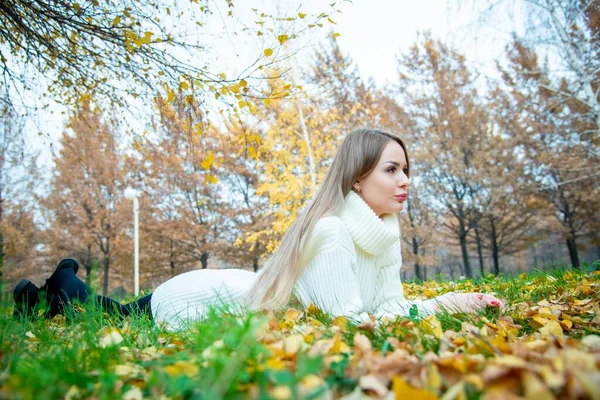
0, 267, 599, 399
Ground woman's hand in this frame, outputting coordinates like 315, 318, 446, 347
432, 292, 504, 314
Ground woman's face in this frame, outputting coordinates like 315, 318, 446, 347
354, 140, 410, 217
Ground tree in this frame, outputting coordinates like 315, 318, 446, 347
0, 98, 41, 292
395, 36, 495, 277
465, 0, 599, 169
42, 100, 129, 294
137, 95, 229, 272
0, 0, 336, 114
400, 181, 438, 281
308, 35, 378, 131
217, 118, 273, 272
495, 40, 600, 268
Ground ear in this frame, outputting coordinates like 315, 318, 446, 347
353, 180, 361, 191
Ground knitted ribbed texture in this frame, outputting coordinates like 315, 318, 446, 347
150, 269, 255, 330
151, 191, 436, 330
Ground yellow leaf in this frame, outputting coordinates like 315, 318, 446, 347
272, 386, 292, 400
531, 315, 550, 329
65, 385, 81, 400
522, 371, 555, 400
392, 376, 440, 400
266, 357, 285, 370
332, 316, 348, 330
218, 72, 227, 80
425, 364, 442, 393
300, 374, 324, 389
494, 355, 527, 368
164, 360, 199, 377
263, 98, 272, 106
558, 319, 572, 330
298, 12, 306, 19
539, 320, 563, 337
277, 34, 289, 45
332, 32, 341, 38
179, 81, 189, 91
257, 31, 263, 36
200, 153, 214, 170
284, 308, 301, 322
327, 17, 336, 24
114, 363, 144, 378
248, 146, 257, 159
283, 334, 304, 355
264, 48, 273, 57
329, 333, 343, 354
166, 88, 175, 103
239, 79, 247, 87
420, 315, 443, 339
112, 16, 121, 26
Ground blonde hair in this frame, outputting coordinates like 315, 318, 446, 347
246, 127, 410, 310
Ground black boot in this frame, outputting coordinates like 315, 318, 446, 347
13, 279, 63, 319
13, 279, 41, 318
44, 257, 91, 305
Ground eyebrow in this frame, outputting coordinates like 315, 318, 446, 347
382, 161, 406, 167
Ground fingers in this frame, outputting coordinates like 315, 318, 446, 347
482, 294, 504, 309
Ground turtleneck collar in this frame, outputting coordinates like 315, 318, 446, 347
339, 191, 400, 255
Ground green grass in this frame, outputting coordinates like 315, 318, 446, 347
0, 262, 598, 399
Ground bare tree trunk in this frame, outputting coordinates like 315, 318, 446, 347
412, 236, 422, 280
85, 244, 93, 286
421, 249, 427, 281
474, 223, 485, 276
566, 236, 580, 269
490, 218, 500, 276
253, 257, 258, 273
458, 214, 473, 277
170, 239, 175, 277
103, 254, 110, 296
201, 251, 209, 269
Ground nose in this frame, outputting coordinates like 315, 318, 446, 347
398, 172, 410, 188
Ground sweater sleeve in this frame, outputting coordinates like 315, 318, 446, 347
293, 216, 371, 323
373, 244, 437, 318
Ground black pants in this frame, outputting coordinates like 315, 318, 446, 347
93, 293, 153, 318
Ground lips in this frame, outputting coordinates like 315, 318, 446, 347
394, 194, 407, 201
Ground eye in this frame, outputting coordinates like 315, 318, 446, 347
403, 168, 409, 175
386, 166, 397, 173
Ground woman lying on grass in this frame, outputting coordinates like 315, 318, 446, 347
14, 127, 503, 329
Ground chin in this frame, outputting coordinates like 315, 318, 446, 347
384, 203, 404, 214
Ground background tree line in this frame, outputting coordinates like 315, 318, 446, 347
0, 1, 598, 296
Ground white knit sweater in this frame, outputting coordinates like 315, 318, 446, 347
150, 191, 437, 330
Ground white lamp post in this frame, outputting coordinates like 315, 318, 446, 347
124, 187, 140, 296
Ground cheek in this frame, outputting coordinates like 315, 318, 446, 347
366, 174, 395, 198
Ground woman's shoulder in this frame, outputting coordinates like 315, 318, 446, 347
303, 215, 354, 255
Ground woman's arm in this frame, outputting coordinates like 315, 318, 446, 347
374, 251, 503, 317
374, 261, 437, 318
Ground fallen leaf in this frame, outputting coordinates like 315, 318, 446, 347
539, 320, 563, 337
392, 376, 440, 399
163, 360, 199, 378
100, 329, 124, 348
